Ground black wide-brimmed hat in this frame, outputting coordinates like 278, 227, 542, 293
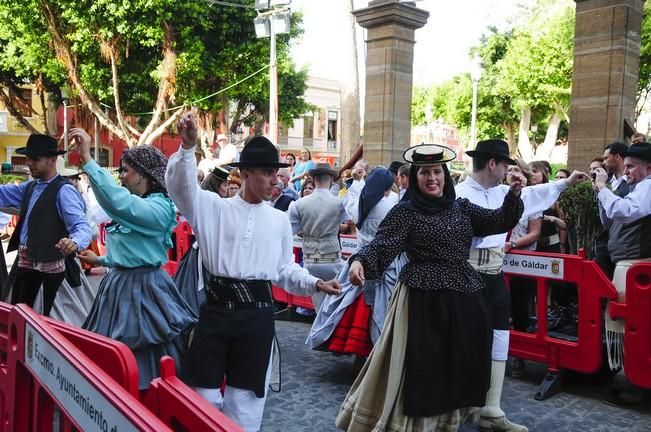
403, 144, 456, 165
388, 160, 404, 175
210, 166, 230, 182
309, 162, 338, 177
622, 142, 651, 162
229, 136, 289, 168
466, 139, 516, 165
16, 134, 65, 157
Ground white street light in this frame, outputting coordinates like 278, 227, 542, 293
61, 85, 71, 161
254, 2, 291, 145
469, 57, 483, 150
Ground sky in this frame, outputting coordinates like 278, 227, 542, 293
290, 0, 531, 87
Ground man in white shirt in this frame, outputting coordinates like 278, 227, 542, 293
213, 133, 239, 167
594, 142, 651, 264
166, 113, 340, 432
456, 139, 588, 432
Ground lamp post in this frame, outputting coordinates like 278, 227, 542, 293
254, 0, 291, 145
469, 57, 482, 150
61, 86, 70, 161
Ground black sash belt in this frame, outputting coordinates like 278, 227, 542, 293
205, 275, 272, 310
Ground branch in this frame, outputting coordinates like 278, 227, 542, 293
143, 108, 184, 144
106, 41, 135, 145
40, 0, 133, 145
137, 21, 177, 146
0, 88, 40, 134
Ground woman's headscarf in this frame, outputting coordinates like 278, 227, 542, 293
357, 167, 395, 229
121, 145, 168, 192
400, 163, 456, 215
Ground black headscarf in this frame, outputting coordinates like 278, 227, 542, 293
357, 167, 395, 229
400, 163, 456, 215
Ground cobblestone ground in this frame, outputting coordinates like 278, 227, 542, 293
262, 319, 651, 432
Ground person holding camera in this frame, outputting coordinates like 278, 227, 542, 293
593, 142, 651, 371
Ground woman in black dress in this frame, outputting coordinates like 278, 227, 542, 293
338, 144, 525, 432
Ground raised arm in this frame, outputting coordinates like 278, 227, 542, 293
467, 174, 525, 237
165, 113, 225, 226
597, 179, 651, 223
68, 128, 173, 233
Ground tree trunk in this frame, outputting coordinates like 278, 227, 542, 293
0, 88, 40, 134
504, 121, 518, 157
534, 112, 561, 161
338, 0, 361, 164
517, 106, 534, 161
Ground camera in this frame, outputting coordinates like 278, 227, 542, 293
591, 172, 597, 181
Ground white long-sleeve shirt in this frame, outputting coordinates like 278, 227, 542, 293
455, 176, 568, 249
166, 145, 318, 296
598, 176, 651, 224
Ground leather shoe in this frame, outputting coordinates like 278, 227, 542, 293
478, 416, 528, 432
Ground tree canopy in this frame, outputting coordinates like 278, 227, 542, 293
0, 0, 310, 146
412, 0, 575, 161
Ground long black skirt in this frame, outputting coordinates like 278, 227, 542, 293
404, 288, 492, 417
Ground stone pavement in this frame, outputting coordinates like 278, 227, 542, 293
262, 320, 651, 432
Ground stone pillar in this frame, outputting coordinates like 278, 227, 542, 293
568, 0, 643, 171
354, 0, 428, 167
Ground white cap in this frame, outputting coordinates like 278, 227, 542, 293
217, 133, 228, 142
56, 156, 79, 177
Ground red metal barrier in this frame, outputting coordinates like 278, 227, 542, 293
609, 262, 651, 390
144, 356, 242, 432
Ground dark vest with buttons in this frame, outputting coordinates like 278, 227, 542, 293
7, 176, 70, 262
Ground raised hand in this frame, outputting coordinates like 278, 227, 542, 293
177, 112, 198, 149
68, 128, 93, 163
566, 170, 590, 186
508, 172, 526, 195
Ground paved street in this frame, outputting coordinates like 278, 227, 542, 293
263, 319, 651, 432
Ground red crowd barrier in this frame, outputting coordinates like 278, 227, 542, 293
504, 250, 618, 399
163, 220, 193, 277
608, 262, 651, 390
271, 234, 360, 311
0, 302, 242, 432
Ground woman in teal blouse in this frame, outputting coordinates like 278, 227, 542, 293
69, 128, 196, 390
290, 148, 315, 192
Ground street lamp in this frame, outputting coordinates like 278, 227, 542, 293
254, 1, 291, 145
469, 57, 483, 150
61, 85, 71, 161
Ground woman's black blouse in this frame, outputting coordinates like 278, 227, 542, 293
351, 190, 524, 293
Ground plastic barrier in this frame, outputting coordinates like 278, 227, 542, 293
163, 220, 193, 277
504, 250, 618, 399
144, 356, 242, 432
608, 262, 651, 390
271, 234, 360, 311
0, 303, 242, 432
3, 304, 171, 432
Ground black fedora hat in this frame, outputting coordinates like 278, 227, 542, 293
309, 162, 338, 177
388, 160, 404, 175
622, 142, 651, 162
16, 134, 65, 157
466, 139, 516, 165
210, 166, 230, 182
229, 136, 289, 169
403, 144, 456, 165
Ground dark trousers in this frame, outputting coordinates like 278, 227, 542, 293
11, 268, 65, 316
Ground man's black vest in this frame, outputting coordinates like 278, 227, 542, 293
8, 176, 70, 262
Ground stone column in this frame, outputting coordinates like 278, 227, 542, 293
568, 0, 643, 171
354, 0, 428, 167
